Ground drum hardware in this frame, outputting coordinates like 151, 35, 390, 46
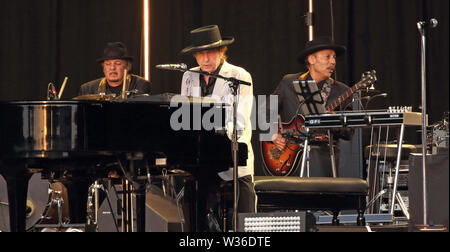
29, 181, 90, 232
86, 179, 120, 232
72, 93, 117, 101
115, 153, 150, 232
87, 180, 104, 229
34, 185, 85, 231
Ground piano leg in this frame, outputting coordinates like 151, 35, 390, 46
3, 171, 31, 232
63, 180, 92, 224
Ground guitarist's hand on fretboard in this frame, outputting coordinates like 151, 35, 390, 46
272, 133, 287, 151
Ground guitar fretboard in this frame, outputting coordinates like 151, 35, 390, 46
325, 84, 360, 112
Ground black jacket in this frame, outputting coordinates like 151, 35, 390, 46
78, 74, 151, 96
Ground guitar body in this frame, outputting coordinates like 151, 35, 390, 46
261, 116, 305, 176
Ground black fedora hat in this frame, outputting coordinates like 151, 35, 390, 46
181, 25, 235, 54
297, 36, 346, 63
96, 42, 134, 63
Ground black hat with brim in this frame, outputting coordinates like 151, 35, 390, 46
181, 25, 235, 54
297, 37, 346, 63
96, 42, 134, 63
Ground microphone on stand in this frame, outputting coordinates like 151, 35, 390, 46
365, 92, 388, 108
417, 18, 438, 29
155, 63, 188, 71
47, 82, 58, 101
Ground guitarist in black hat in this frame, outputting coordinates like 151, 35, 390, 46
266, 37, 353, 177
79, 42, 151, 97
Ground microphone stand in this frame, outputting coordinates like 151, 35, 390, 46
230, 81, 240, 233
416, 19, 437, 228
165, 66, 250, 232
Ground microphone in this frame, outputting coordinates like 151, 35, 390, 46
418, 18, 438, 29
155, 63, 187, 71
47, 82, 58, 101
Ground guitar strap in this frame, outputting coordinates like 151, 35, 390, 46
298, 72, 309, 81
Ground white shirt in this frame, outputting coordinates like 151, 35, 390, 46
181, 61, 254, 181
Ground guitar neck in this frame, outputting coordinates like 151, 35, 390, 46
325, 83, 360, 112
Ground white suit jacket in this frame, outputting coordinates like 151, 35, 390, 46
181, 61, 254, 181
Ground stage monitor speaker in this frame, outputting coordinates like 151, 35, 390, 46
144, 186, 190, 232
408, 150, 449, 230
98, 181, 191, 232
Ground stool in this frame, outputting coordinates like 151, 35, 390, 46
254, 176, 369, 226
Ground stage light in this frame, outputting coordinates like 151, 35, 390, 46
239, 212, 308, 232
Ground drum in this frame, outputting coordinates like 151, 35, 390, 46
0, 173, 49, 232
36, 182, 71, 227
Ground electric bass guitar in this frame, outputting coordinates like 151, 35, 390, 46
261, 70, 377, 176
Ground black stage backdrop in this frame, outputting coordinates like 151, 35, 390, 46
1, 0, 448, 176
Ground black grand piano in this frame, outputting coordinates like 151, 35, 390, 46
0, 94, 247, 232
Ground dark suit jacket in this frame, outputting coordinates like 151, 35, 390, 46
78, 74, 151, 96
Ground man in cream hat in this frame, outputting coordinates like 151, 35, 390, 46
180, 25, 255, 231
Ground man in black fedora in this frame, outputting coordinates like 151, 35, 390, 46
180, 25, 256, 231
79, 42, 151, 97
267, 36, 353, 177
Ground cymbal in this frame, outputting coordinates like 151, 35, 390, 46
72, 94, 117, 101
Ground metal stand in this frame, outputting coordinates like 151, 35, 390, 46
300, 129, 310, 178
365, 124, 410, 220
389, 124, 406, 216
328, 130, 338, 178
229, 81, 241, 233
306, 0, 314, 41
35, 187, 85, 231
120, 179, 134, 232
115, 153, 149, 232
417, 18, 438, 226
